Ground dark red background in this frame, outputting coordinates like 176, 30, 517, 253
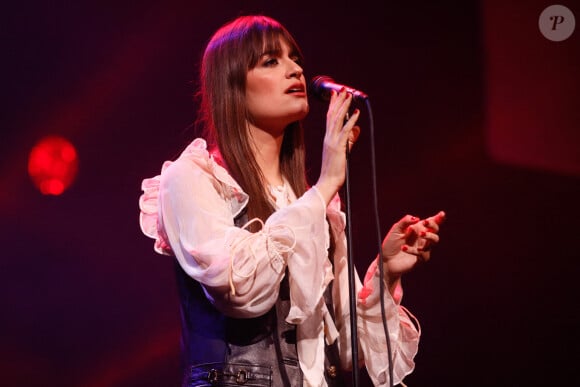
2, 1, 579, 386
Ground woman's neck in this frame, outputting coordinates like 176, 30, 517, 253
248, 124, 284, 187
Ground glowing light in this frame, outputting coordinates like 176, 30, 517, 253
28, 136, 79, 195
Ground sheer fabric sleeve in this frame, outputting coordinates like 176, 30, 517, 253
326, 197, 420, 386
141, 139, 332, 320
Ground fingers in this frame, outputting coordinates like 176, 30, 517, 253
420, 210, 446, 232
401, 210, 445, 258
329, 88, 353, 118
401, 244, 431, 262
349, 125, 361, 142
396, 214, 421, 234
419, 230, 440, 244
347, 125, 361, 151
328, 89, 361, 147
317, 90, 361, 203
327, 89, 351, 129
398, 211, 445, 236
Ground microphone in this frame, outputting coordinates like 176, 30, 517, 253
309, 75, 368, 101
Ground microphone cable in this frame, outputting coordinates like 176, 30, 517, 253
344, 97, 394, 387
364, 98, 395, 387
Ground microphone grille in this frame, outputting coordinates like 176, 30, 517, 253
309, 75, 334, 101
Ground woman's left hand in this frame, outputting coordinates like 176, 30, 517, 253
381, 211, 446, 279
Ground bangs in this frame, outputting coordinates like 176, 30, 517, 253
246, 23, 304, 68
207, 16, 304, 72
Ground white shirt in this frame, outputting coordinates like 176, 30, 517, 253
139, 138, 420, 386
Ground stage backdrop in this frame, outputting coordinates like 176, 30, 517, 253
1, 1, 579, 386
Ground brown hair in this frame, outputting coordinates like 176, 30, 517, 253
197, 15, 308, 228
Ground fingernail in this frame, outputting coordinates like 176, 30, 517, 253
423, 220, 429, 226
420, 231, 426, 237
354, 108, 360, 115
340, 87, 346, 93
401, 246, 408, 252
410, 216, 418, 222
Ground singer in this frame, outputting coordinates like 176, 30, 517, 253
139, 14, 444, 387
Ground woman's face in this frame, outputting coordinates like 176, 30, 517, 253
245, 39, 308, 133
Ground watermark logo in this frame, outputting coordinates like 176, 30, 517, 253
539, 4, 575, 41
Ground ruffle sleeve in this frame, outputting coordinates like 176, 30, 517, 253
140, 138, 333, 324
325, 194, 420, 386
139, 161, 173, 256
138, 138, 248, 257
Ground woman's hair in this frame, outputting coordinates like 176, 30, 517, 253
197, 15, 308, 227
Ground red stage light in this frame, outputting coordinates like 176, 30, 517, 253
28, 136, 79, 195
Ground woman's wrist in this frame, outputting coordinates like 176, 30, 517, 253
313, 179, 337, 206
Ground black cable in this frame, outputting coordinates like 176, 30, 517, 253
344, 141, 359, 386
365, 98, 395, 387
344, 98, 394, 387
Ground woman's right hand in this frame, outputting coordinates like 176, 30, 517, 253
315, 89, 361, 205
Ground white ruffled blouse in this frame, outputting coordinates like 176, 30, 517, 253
139, 138, 420, 386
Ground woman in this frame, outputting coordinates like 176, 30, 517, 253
139, 15, 444, 386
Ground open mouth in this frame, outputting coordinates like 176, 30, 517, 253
286, 84, 305, 94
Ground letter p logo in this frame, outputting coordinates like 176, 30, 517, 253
550, 15, 565, 30
539, 5, 576, 41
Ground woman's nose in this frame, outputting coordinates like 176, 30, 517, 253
287, 61, 303, 79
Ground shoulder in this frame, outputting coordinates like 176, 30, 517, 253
160, 138, 249, 214
161, 138, 224, 188
161, 138, 213, 181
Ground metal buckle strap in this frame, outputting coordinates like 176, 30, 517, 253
204, 365, 267, 385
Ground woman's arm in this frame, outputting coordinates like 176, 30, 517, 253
329, 210, 445, 386
158, 156, 331, 319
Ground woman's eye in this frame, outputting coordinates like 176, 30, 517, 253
264, 58, 279, 66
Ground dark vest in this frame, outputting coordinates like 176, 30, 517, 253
174, 215, 345, 386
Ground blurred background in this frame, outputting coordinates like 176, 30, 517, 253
2, 1, 579, 386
